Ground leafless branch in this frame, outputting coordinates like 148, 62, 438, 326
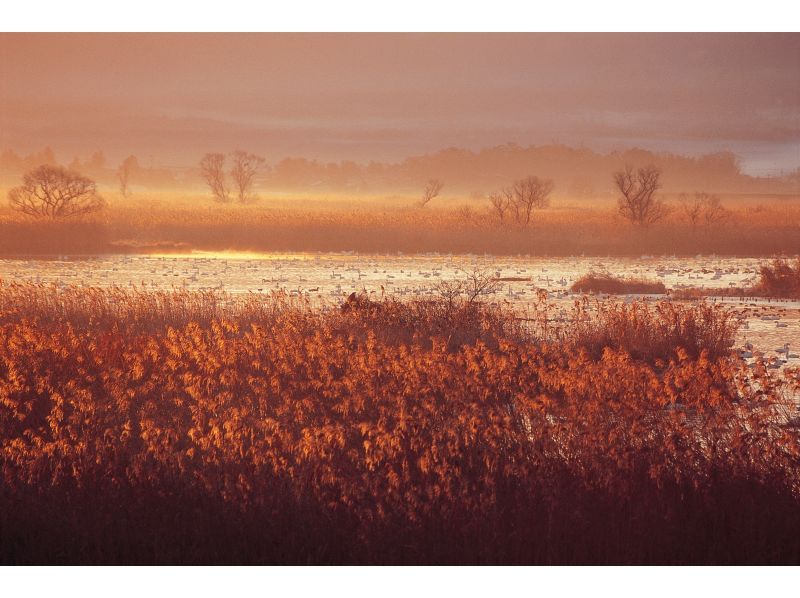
511, 176, 553, 225
419, 179, 444, 207
680, 191, 729, 228
614, 164, 669, 226
230, 150, 266, 203
8, 165, 105, 219
200, 153, 230, 203
489, 176, 552, 226
489, 191, 510, 222
117, 155, 137, 198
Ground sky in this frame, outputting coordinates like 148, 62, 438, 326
1, 33, 798, 175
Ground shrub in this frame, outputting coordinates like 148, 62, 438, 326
753, 258, 800, 299
563, 297, 738, 363
571, 273, 667, 295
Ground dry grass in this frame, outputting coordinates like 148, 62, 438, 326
1, 283, 798, 564
1, 194, 799, 256
571, 273, 667, 295
560, 297, 738, 363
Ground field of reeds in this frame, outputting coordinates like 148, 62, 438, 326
1, 193, 799, 256
1, 282, 798, 564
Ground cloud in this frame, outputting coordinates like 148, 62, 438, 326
1, 33, 797, 174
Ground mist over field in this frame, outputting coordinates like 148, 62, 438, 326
1, 34, 797, 258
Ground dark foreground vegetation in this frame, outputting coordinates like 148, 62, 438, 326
0, 283, 798, 564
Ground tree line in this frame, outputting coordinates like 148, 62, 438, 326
5, 158, 728, 230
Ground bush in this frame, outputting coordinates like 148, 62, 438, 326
753, 258, 800, 299
571, 273, 667, 295
563, 297, 738, 363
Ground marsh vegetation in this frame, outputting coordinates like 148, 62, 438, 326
1, 282, 798, 564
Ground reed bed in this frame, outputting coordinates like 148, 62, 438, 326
559, 297, 738, 363
571, 273, 667, 295
2, 198, 799, 256
0, 283, 798, 564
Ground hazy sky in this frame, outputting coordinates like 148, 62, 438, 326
1, 33, 798, 175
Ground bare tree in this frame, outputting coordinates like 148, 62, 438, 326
511, 175, 554, 225
679, 192, 703, 228
455, 204, 475, 223
699, 192, 729, 226
200, 153, 230, 203
614, 165, 669, 226
462, 268, 501, 304
679, 191, 729, 228
490, 176, 552, 226
419, 178, 444, 207
434, 279, 466, 311
117, 155, 138, 198
8, 165, 105, 219
488, 190, 511, 222
434, 267, 500, 308
229, 150, 266, 203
